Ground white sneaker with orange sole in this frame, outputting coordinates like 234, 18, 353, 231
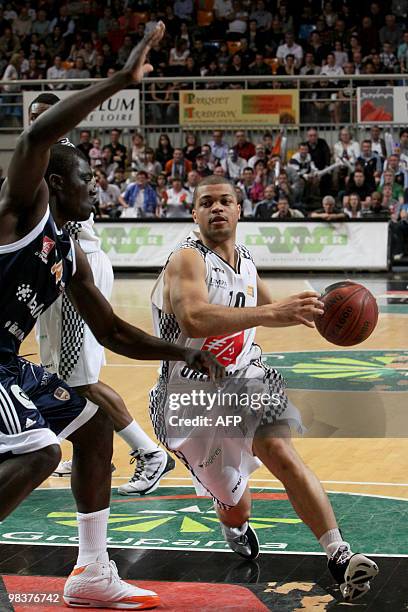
63, 553, 159, 609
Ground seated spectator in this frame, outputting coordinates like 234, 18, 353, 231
97, 146, 118, 182
249, 0, 272, 31
162, 176, 191, 218
334, 127, 361, 169
139, 148, 162, 179
185, 170, 200, 201
384, 154, 408, 189
356, 140, 382, 189
380, 184, 402, 220
254, 185, 278, 220
227, 53, 245, 77
276, 53, 299, 83
233, 130, 255, 161
155, 134, 174, 167
77, 40, 97, 70
46, 55, 67, 90
165, 148, 193, 180
344, 169, 372, 206
306, 128, 332, 195
35, 42, 51, 73
110, 168, 127, 192
155, 173, 169, 211
288, 142, 318, 203
276, 172, 296, 206
276, 31, 303, 68
344, 193, 362, 218
69, 33, 85, 62
369, 126, 387, 158
300, 51, 321, 75
248, 144, 267, 169
76, 129, 92, 160
311, 195, 346, 220
89, 137, 103, 169
119, 170, 157, 218
227, 1, 249, 36
31, 9, 50, 39
379, 14, 403, 50
194, 153, 212, 178
221, 148, 247, 181
320, 52, 344, 78
379, 41, 398, 72
237, 167, 263, 210
174, 0, 194, 21
130, 132, 146, 170
333, 41, 348, 68
200, 144, 216, 171
183, 132, 201, 163
248, 52, 272, 85
96, 172, 122, 219
213, 166, 227, 177
378, 169, 405, 202
25, 56, 43, 82
397, 30, 408, 71
107, 128, 127, 170
272, 197, 305, 219
208, 130, 229, 161
169, 39, 189, 70
148, 68, 177, 125
67, 56, 90, 88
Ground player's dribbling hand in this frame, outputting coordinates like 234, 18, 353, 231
122, 21, 166, 83
264, 291, 324, 328
184, 349, 225, 381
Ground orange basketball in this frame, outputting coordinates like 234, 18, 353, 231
314, 281, 378, 346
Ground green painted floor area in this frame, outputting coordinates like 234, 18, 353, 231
263, 350, 408, 392
1, 487, 406, 555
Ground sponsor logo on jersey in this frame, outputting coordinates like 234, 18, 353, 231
16, 284, 45, 318
209, 277, 228, 289
35, 236, 55, 264
212, 267, 225, 274
51, 260, 63, 284
4, 320, 25, 342
10, 385, 37, 410
54, 387, 70, 401
202, 331, 244, 367
247, 285, 254, 297
25, 418, 36, 428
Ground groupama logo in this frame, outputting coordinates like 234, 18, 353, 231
245, 226, 348, 253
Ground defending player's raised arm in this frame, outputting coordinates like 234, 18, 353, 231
168, 250, 325, 333
3, 22, 165, 213
68, 245, 223, 379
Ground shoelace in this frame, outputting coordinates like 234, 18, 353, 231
130, 455, 147, 483
108, 560, 121, 585
336, 545, 352, 566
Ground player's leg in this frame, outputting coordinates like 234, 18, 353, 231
0, 445, 61, 520
215, 485, 259, 560
253, 431, 378, 601
75, 380, 175, 495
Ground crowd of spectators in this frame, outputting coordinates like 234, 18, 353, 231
1, 1, 408, 124
83, 126, 408, 259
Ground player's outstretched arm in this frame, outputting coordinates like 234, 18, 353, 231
68, 245, 224, 379
168, 250, 325, 335
2, 22, 165, 215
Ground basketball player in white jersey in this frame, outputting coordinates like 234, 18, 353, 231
149, 175, 379, 602
30, 94, 175, 494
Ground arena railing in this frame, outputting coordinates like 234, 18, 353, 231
0, 74, 407, 152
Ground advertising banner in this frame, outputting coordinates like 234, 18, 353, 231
357, 87, 408, 123
94, 222, 388, 271
23, 90, 140, 129
179, 89, 299, 125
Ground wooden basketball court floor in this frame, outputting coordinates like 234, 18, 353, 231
1, 272, 408, 611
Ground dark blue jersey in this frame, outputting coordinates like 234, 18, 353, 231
0, 207, 75, 358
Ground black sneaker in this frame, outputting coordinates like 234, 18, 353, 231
221, 523, 260, 560
328, 543, 379, 602
118, 449, 175, 495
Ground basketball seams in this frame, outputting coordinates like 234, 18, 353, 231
317, 286, 364, 338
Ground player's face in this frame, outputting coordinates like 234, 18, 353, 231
193, 184, 240, 242
62, 157, 96, 221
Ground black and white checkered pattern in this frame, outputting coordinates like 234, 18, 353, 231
252, 360, 289, 425
58, 221, 84, 381
159, 312, 181, 344
236, 244, 254, 261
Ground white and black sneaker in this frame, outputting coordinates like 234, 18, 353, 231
117, 448, 175, 496
328, 543, 379, 602
221, 522, 259, 560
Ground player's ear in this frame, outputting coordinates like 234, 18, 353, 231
192, 206, 198, 223
48, 173, 64, 192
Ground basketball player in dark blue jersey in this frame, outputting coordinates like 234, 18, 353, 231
0, 22, 223, 610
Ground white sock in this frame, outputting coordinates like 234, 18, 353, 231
319, 528, 346, 558
76, 507, 110, 567
117, 420, 158, 453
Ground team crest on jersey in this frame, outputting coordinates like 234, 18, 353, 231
35, 236, 55, 264
51, 260, 63, 284
202, 331, 244, 366
54, 387, 70, 401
